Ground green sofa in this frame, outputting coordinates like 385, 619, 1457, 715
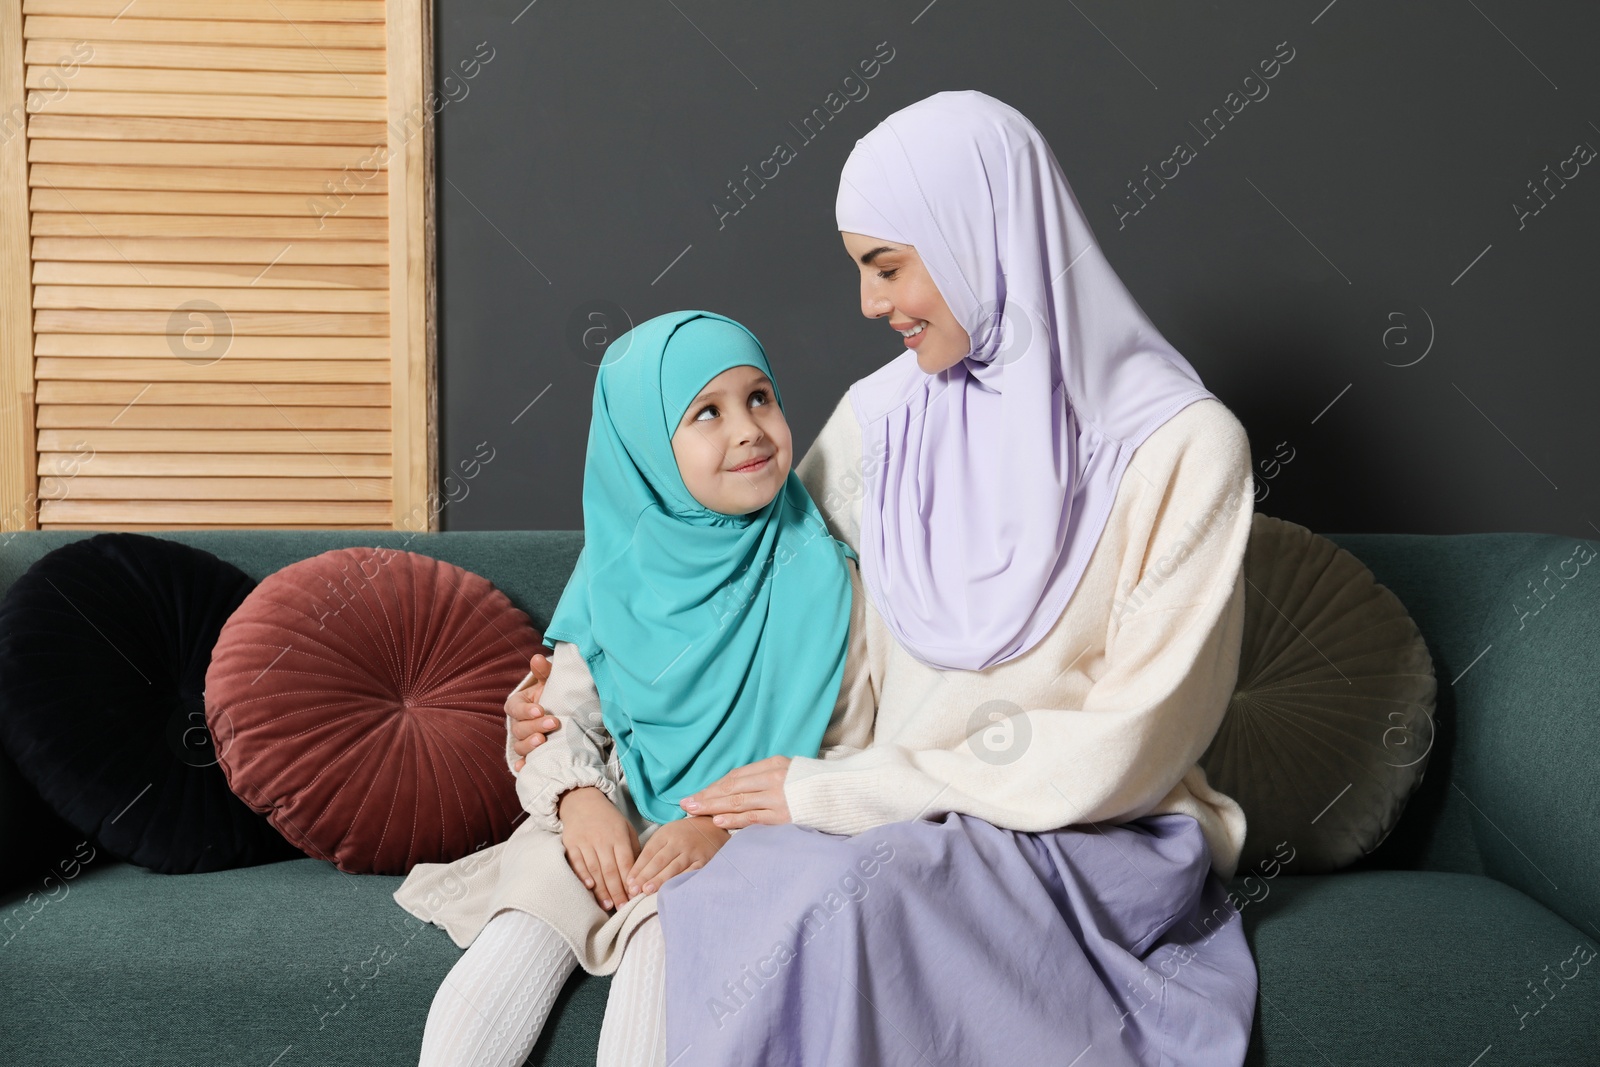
2, 528, 1596, 1065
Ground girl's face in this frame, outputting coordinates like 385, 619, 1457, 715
670, 363, 793, 515
841, 231, 971, 374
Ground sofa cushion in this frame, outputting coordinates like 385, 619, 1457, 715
1202, 515, 1438, 874
0, 856, 608, 1066
0, 532, 300, 874
205, 547, 542, 875
1237, 870, 1600, 1065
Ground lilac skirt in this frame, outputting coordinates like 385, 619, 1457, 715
656, 811, 1256, 1066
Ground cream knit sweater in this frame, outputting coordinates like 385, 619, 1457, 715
784, 393, 1254, 880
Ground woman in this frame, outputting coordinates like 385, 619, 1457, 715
511, 89, 1258, 1065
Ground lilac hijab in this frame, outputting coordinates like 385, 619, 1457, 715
836, 90, 1217, 671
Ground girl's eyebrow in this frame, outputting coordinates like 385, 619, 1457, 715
859, 246, 900, 265
688, 374, 774, 408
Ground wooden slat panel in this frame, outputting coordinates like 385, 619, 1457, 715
30, 141, 388, 170
32, 237, 389, 264
28, 114, 388, 144
22, 17, 388, 49
9, 0, 428, 532
35, 358, 390, 382
34, 262, 388, 289
23, 1, 385, 22
37, 382, 388, 405
25, 40, 388, 74
31, 189, 387, 218
26, 69, 387, 99
36, 334, 389, 358
39, 500, 394, 524
34, 285, 389, 313
40, 476, 392, 501
30, 164, 385, 193
37, 428, 392, 452
32, 214, 387, 239
44, 522, 390, 530
25, 91, 387, 122
34, 310, 389, 335
40, 451, 392, 476
37, 404, 392, 430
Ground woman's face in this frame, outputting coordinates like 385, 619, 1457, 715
670, 364, 793, 516
841, 231, 971, 374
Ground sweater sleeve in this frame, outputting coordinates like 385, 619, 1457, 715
782, 404, 1254, 839
815, 557, 877, 761
512, 640, 623, 833
795, 391, 867, 554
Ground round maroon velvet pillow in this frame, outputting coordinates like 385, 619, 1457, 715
204, 547, 541, 875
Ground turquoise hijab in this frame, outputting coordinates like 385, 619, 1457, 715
542, 310, 858, 824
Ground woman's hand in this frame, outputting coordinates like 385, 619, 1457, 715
558, 786, 640, 911
625, 816, 730, 896
507, 652, 558, 772
679, 755, 793, 829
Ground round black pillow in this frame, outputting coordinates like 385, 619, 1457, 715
0, 533, 299, 874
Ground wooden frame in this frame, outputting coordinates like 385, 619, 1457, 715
388, 0, 438, 534
1, 1, 37, 534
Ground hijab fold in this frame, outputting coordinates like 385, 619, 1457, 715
836, 90, 1218, 671
543, 311, 857, 823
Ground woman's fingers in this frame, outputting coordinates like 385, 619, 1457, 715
709, 807, 766, 830
689, 785, 778, 817
682, 758, 784, 812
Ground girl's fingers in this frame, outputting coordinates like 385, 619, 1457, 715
613, 844, 638, 898
644, 856, 691, 893
582, 845, 613, 909
632, 847, 671, 891
595, 846, 628, 912
626, 837, 662, 887
570, 845, 597, 891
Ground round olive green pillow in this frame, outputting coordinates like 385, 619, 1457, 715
1200, 515, 1437, 876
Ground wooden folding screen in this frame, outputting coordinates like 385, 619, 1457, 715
0, 0, 435, 531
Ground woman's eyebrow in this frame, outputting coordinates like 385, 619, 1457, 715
859, 246, 900, 265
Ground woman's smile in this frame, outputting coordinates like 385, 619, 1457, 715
892, 319, 929, 348
727, 454, 771, 474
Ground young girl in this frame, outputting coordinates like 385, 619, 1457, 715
391, 310, 874, 1067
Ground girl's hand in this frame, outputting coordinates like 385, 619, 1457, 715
508, 652, 559, 772
678, 755, 793, 829
625, 816, 730, 896
558, 787, 639, 911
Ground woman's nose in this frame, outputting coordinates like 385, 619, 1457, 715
861, 281, 890, 319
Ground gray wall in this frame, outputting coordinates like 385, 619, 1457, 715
433, 0, 1599, 539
